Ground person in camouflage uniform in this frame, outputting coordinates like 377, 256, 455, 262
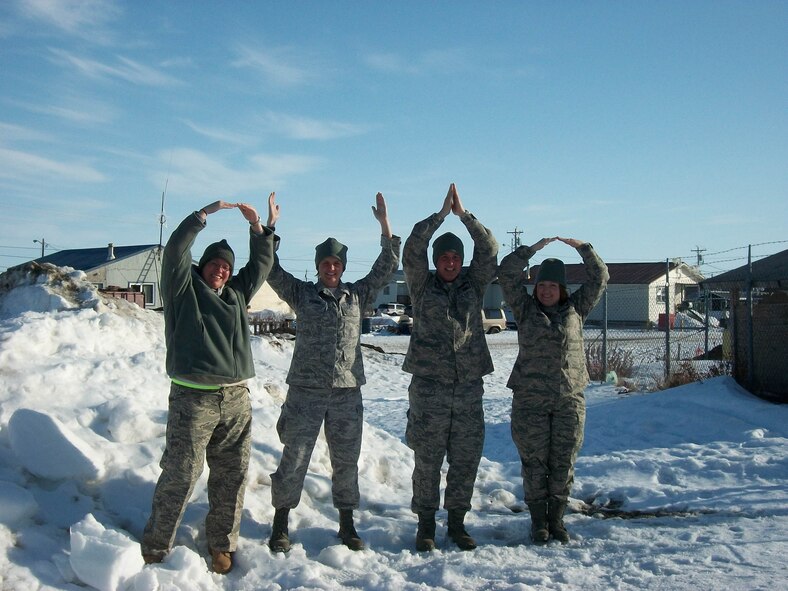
402, 183, 498, 552
498, 236, 608, 544
266, 192, 400, 553
141, 196, 276, 574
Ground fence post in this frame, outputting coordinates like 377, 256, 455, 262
665, 259, 671, 380
703, 285, 709, 355
601, 289, 608, 381
746, 245, 755, 389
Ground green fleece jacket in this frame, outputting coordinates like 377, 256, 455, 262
161, 212, 275, 386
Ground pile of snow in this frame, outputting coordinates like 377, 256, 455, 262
0, 264, 785, 590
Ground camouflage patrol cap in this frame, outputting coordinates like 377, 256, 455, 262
199, 239, 235, 271
432, 232, 464, 267
315, 237, 348, 269
536, 258, 566, 287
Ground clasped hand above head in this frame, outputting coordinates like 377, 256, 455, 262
438, 183, 466, 219
198, 195, 278, 232
530, 236, 585, 251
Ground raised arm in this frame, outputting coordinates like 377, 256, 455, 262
402, 186, 453, 295
371, 192, 392, 238
266, 192, 280, 228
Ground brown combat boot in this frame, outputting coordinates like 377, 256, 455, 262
447, 509, 477, 551
269, 508, 291, 553
210, 549, 233, 574
548, 497, 570, 544
415, 511, 436, 552
528, 500, 550, 544
338, 509, 365, 551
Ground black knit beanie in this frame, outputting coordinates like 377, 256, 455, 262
432, 232, 464, 267
535, 258, 566, 287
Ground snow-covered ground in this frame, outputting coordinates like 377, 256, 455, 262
0, 265, 785, 591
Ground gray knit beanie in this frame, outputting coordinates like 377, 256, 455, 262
315, 237, 348, 269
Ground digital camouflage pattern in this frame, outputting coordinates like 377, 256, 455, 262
402, 212, 498, 383
270, 385, 363, 509
142, 383, 252, 556
498, 242, 609, 502
267, 234, 400, 389
402, 211, 498, 515
406, 376, 485, 513
267, 233, 399, 511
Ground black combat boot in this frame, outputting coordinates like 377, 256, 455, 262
547, 497, 570, 544
447, 509, 477, 551
528, 500, 550, 544
415, 511, 436, 552
338, 509, 365, 551
269, 508, 291, 553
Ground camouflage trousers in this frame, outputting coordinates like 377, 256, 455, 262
406, 376, 485, 514
270, 385, 363, 510
510, 388, 585, 503
141, 382, 252, 556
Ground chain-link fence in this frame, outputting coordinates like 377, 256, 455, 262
583, 280, 731, 392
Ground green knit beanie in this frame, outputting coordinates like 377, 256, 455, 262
432, 232, 464, 267
199, 239, 235, 271
315, 237, 348, 269
535, 258, 566, 287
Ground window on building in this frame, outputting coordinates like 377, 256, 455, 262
129, 282, 155, 305
383, 285, 390, 295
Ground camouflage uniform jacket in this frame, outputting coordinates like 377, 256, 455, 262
161, 212, 275, 385
498, 243, 609, 394
402, 212, 498, 383
267, 234, 401, 389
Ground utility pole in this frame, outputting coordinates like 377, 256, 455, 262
692, 246, 706, 267
507, 227, 523, 253
33, 238, 46, 258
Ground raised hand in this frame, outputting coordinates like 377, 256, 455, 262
557, 237, 584, 249
372, 192, 393, 238
267, 192, 280, 227
530, 237, 558, 251
438, 184, 454, 219
201, 200, 237, 215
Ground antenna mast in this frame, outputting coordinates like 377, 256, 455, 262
157, 176, 168, 257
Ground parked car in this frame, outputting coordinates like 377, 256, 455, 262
377, 302, 406, 316
482, 308, 506, 334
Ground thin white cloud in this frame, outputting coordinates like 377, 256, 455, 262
16, 0, 121, 43
182, 120, 258, 147
261, 111, 370, 141
232, 45, 321, 88
0, 122, 53, 143
49, 48, 179, 86
0, 147, 105, 182
364, 48, 468, 75
160, 148, 322, 198
13, 97, 117, 125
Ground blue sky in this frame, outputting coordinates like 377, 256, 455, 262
1, 0, 786, 280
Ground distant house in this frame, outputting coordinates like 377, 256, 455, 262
372, 270, 410, 311
35, 243, 162, 308
701, 248, 788, 402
